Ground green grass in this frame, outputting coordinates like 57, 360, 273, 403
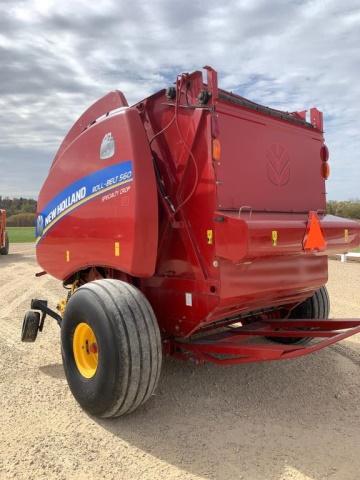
7, 226, 35, 243
353, 247, 360, 253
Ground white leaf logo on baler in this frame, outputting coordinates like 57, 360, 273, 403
266, 143, 291, 187
100, 132, 115, 160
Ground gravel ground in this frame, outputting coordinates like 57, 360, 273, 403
0, 244, 359, 480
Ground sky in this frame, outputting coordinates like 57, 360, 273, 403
0, 0, 359, 200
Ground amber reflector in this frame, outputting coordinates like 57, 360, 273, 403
212, 138, 221, 161
321, 162, 330, 180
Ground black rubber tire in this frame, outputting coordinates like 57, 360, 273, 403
269, 286, 330, 345
21, 311, 40, 342
61, 279, 162, 418
0, 232, 9, 255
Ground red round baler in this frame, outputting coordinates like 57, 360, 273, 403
22, 67, 360, 417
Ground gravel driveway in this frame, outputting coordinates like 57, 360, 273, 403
1, 243, 359, 480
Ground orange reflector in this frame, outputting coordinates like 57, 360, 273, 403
321, 161, 330, 180
212, 138, 221, 161
303, 212, 326, 251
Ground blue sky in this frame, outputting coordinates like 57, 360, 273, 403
0, 0, 359, 199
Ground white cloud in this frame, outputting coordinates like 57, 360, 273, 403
0, 0, 359, 198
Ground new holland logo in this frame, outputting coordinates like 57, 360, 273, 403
36, 214, 44, 236
100, 132, 115, 160
266, 143, 291, 187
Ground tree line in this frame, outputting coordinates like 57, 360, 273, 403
326, 200, 360, 220
0, 197, 36, 226
1, 197, 360, 227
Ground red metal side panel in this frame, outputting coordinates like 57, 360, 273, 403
214, 254, 328, 319
215, 212, 360, 262
208, 210, 360, 327
36, 107, 158, 280
52, 90, 128, 167
215, 101, 326, 212
321, 215, 360, 252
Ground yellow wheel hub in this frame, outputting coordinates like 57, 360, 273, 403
73, 322, 98, 378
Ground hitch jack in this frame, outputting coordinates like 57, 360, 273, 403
21, 299, 62, 343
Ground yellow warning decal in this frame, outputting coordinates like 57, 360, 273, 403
272, 230, 278, 246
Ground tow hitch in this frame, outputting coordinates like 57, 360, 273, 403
21, 299, 62, 343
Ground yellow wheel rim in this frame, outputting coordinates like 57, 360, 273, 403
73, 322, 98, 378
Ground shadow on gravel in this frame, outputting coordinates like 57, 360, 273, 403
39, 363, 65, 380
330, 341, 360, 366
0, 253, 35, 268
94, 343, 360, 480
1, 253, 28, 261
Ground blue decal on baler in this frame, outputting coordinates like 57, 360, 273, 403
36, 160, 133, 240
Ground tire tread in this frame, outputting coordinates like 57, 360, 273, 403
62, 279, 162, 418
268, 286, 330, 345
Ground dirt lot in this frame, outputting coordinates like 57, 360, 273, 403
0, 244, 359, 480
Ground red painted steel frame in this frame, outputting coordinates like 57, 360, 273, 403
36, 66, 360, 359
171, 319, 360, 365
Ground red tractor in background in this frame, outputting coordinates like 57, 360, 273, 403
21, 67, 360, 418
0, 209, 9, 255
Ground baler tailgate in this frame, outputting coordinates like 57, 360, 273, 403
215, 98, 325, 212
172, 319, 360, 365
